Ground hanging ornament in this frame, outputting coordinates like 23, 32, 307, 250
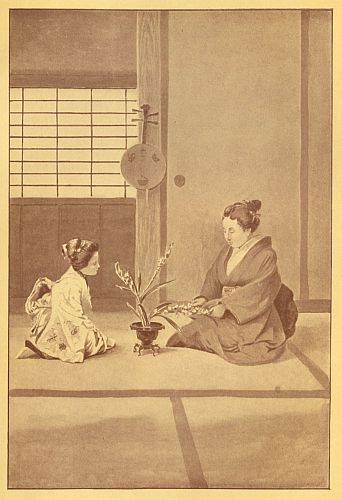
121, 104, 166, 205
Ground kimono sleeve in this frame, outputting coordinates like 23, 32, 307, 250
221, 249, 281, 325
55, 278, 95, 330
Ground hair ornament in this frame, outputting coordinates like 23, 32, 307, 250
61, 243, 68, 258
74, 238, 82, 253
241, 199, 261, 218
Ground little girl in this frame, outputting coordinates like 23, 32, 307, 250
17, 238, 116, 363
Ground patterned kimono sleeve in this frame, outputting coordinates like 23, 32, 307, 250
220, 250, 281, 325
80, 282, 96, 328
199, 250, 223, 300
57, 279, 96, 328
63, 279, 112, 358
48, 279, 95, 362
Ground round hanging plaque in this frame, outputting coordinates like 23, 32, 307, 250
121, 143, 166, 190
120, 104, 166, 191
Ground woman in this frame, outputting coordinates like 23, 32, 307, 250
166, 200, 297, 365
17, 238, 116, 363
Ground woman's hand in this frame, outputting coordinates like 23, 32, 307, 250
191, 296, 207, 307
191, 297, 226, 317
209, 303, 226, 318
203, 298, 220, 308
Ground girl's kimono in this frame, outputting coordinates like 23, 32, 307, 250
167, 235, 290, 365
17, 267, 115, 363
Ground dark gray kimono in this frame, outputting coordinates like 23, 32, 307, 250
167, 236, 287, 365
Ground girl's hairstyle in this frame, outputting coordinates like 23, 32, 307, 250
61, 238, 99, 271
222, 199, 262, 233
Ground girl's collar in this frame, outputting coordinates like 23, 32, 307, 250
76, 269, 89, 286
60, 266, 88, 284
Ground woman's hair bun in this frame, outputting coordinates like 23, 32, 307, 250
247, 200, 261, 214
222, 199, 262, 233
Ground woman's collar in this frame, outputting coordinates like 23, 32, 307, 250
234, 233, 265, 252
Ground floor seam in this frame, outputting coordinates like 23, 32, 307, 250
8, 389, 330, 398
287, 341, 330, 390
170, 396, 208, 488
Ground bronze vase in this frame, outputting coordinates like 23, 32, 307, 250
130, 321, 165, 356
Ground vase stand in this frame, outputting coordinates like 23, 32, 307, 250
133, 342, 161, 356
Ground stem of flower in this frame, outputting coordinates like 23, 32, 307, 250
137, 303, 149, 327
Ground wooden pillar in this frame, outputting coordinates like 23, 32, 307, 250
300, 10, 310, 300
136, 11, 166, 304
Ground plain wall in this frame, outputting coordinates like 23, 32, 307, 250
166, 10, 304, 300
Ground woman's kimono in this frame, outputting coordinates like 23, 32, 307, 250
17, 267, 115, 363
167, 236, 288, 365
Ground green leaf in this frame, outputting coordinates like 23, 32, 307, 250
137, 271, 142, 292
140, 279, 176, 303
149, 302, 173, 320
115, 284, 131, 291
151, 301, 173, 313
126, 302, 141, 320
154, 314, 181, 332
137, 303, 149, 326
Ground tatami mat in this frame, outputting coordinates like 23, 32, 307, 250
8, 396, 330, 489
290, 313, 330, 376
9, 397, 189, 489
9, 313, 329, 394
183, 397, 330, 488
8, 312, 331, 489
10, 337, 325, 394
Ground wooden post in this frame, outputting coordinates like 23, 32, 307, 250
300, 10, 310, 300
136, 11, 163, 306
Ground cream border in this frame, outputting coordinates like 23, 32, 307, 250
1, 1, 341, 499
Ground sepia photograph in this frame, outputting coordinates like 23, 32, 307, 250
2, 2, 336, 493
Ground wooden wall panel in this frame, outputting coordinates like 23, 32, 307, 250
101, 204, 136, 298
9, 204, 22, 297
21, 205, 59, 296
10, 199, 136, 300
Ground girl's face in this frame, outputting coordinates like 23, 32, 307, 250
222, 217, 251, 248
81, 251, 100, 276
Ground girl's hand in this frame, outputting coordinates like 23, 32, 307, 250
209, 303, 226, 318
42, 277, 54, 289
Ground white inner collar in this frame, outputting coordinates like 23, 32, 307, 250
226, 234, 264, 276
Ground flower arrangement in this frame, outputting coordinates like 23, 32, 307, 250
114, 243, 212, 332
162, 302, 212, 317
114, 242, 179, 330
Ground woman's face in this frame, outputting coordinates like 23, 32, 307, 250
81, 251, 100, 276
222, 217, 251, 248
